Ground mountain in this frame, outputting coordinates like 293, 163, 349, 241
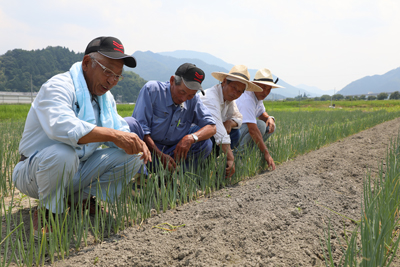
133, 50, 306, 98
159, 50, 234, 71
0, 46, 146, 103
126, 51, 229, 89
337, 67, 400, 96
296, 84, 335, 96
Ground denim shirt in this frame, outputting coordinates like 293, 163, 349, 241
132, 81, 215, 146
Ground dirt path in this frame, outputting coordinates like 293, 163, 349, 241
53, 117, 400, 267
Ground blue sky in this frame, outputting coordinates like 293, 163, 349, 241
1, 0, 399, 91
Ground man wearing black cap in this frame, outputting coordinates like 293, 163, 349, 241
12, 36, 151, 237
127, 63, 216, 172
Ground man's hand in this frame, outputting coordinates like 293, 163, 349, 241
173, 134, 194, 162
223, 120, 237, 134
160, 153, 177, 172
266, 117, 275, 134
264, 150, 276, 170
225, 159, 235, 179
113, 131, 151, 164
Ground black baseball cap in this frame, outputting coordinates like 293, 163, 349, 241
85, 36, 137, 68
175, 63, 205, 95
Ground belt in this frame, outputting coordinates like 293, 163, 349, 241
19, 154, 28, 162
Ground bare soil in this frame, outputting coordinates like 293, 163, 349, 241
9, 118, 400, 267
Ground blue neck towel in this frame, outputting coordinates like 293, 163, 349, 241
69, 62, 127, 131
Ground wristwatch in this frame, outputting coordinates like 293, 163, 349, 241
191, 133, 199, 143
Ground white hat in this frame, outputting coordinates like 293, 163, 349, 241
252, 68, 284, 89
212, 65, 262, 92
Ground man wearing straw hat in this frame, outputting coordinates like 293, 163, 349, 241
200, 65, 262, 178
12, 36, 151, 237
236, 68, 283, 171
128, 63, 216, 173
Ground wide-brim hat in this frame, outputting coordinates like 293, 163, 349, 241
252, 68, 284, 89
85, 36, 137, 68
212, 65, 262, 92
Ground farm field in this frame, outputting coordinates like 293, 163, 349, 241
1, 101, 400, 266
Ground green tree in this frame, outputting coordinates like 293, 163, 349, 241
389, 91, 400, 100
367, 95, 377, 100
320, 94, 331, 101
359, 95, 366, 100
332, 94, 344, 101
377, 92, 388, 100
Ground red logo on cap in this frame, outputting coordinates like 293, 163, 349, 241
113, 41, 124, 53
194, 72, 204, 82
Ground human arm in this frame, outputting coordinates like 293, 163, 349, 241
219, 144, 235, 178
246, 122, 275, 170
143, 134, 176, 172
223, 120, 238, 134
174, 124, 216, 162
259, 112, 275, 134
78, 127, 151, 164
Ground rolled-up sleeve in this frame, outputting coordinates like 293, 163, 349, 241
228, 102, 243, 129
200, 92, 231, 145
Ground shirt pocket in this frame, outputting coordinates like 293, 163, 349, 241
153, 107, 169, 124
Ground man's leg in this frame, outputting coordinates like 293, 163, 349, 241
238, 120, 270, 148
124, 117, 144, 140
259, 119, 275, 142
229, 128, 241, 150
72, 148, 143, 202
12, 143, 79, 214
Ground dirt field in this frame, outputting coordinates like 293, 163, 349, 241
10, 117, 400, 267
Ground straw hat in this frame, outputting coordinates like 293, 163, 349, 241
212, 65, 262, 92
252, 68, 284, 89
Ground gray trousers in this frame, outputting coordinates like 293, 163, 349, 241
13, 143, 143, 213
238, 120, 275, 149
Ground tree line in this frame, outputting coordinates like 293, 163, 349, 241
0, 46, 146, 103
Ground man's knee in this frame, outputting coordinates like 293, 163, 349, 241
124, 117, 144, 140
256, 120, 267, 134
41, 144, 79, 175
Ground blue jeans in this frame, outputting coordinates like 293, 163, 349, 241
210, 128, 241, 155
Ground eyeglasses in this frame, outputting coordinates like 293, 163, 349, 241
92, 58, 124, 82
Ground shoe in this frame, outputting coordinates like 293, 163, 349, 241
81, 197, 106, 216
33, 208, 52, 240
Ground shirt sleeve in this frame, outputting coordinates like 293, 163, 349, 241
255, 101, 266, 118
200, 91, 231, 145
132, 82, 154, 136
34, 74, 96, 147
228, 101, 243, 129
192, 94, 216, 128
237, 96, 257, 124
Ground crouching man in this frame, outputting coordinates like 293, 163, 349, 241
126, 63, 216, 172
12, 36, 151, 236
236, 68, 283, 170
200, 65, 262, 178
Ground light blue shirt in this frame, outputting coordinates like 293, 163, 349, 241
132, 81, 216, 146
19, 71, 129, 162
